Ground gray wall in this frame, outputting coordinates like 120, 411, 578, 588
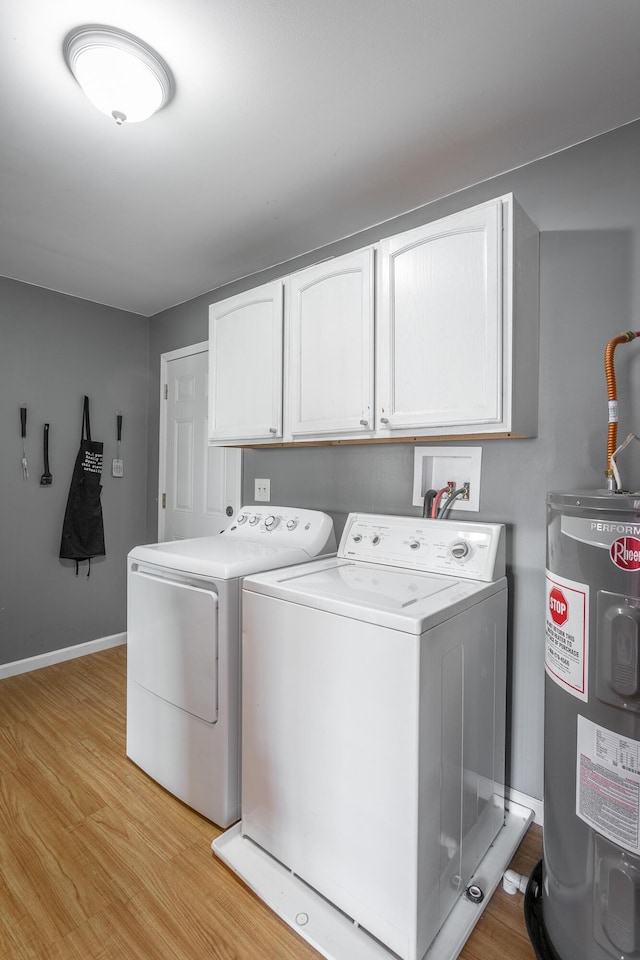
148, 120, 640, 803
1, 279, 149, 664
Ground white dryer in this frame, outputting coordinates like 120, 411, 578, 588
214, 513, 533, 960
126, 506, 335, 827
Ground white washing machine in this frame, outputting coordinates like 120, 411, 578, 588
126, 505, 335, 827
214, 512, 533, 960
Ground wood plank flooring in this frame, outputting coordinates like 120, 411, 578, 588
0, 646, 541, 959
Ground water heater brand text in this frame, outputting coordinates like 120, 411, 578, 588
610, 536, 640, 570
592, 521, 640, 536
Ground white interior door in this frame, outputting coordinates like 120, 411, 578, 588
159, 343, 242, 541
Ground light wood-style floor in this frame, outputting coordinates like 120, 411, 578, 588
0, 645, 540, 959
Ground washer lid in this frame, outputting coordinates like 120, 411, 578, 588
243, 557, 506, 633
128, 536, 315, 580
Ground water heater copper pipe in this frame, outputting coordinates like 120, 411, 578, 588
605, 332, 640, 482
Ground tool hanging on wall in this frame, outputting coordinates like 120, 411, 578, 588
112, 412, 123, 477
20, 403, 28, 479
40, 423, 52, 486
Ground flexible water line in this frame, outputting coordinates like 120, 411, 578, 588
605, 332, 640, 487
431, 486, 450, 519
439, 487, 467, 519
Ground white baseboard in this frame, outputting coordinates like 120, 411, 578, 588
507, 786, 543, 826
0, 632, 127, 680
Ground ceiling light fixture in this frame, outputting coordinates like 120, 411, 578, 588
64, 25, 174, 125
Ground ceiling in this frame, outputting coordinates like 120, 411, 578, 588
2, 0, 640, 317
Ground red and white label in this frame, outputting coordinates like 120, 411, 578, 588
610, 536, 640, 571
545, 571, 589, 701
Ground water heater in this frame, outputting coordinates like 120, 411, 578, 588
527, 490, 640, 958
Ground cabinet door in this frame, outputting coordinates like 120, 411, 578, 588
208, 280, 283, 443
287, 248, 374, 437
377, 200, 502, 431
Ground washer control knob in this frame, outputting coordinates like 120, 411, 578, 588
372, 535, 381, 546
286, 519, 298, 531
449, 540, 471, 560
409, 540, 420, 550
237, 513, 248, 524
249, 515, 260, 525
352, 534, 362, 543
265, 515, 279, 530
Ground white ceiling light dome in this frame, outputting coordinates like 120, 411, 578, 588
64, 25, 174, 125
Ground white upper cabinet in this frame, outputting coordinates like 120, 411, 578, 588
208, 280, 284, 443
207, 194, 538, 447
287, 249, 374, 438
376, 195, 539, 438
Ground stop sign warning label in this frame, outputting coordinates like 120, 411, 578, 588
549, 586, 568, 626
545, 571, 589, 702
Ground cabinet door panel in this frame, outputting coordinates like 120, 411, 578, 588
209, 281, 283, 442
288, 249, 374, 437
378, 201, 502, 430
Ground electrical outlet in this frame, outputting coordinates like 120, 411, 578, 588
255, 478, 271, 502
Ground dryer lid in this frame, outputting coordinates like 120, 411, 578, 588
128, 505, 335, 579
128, 536, 316, 579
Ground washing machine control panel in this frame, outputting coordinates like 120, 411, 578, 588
339, 514, 505, 581
223, 506, 336, 555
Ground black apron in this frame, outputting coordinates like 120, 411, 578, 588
60, 396, 106, 575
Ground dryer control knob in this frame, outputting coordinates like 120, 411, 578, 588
249, 515, 260, 525
409, 540, 420, 550
237, 513, 248, 524
352, 534, 362, 543
372, 535, 381, 546
265, 515, 279, 530
449, 540, 471, 560
286, 519, 298, 531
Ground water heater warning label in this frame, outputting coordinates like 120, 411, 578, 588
577, 716, 640, 855
545, 571, 589, 701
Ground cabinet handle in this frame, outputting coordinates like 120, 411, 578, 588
269, 427, 277, 435
359, 419, 368, 427
380, 417, 390, 425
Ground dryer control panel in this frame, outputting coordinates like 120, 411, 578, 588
223, 506, 336, 556
339, 513, 505, 581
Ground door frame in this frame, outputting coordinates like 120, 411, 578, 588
158, 341, 242, 541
